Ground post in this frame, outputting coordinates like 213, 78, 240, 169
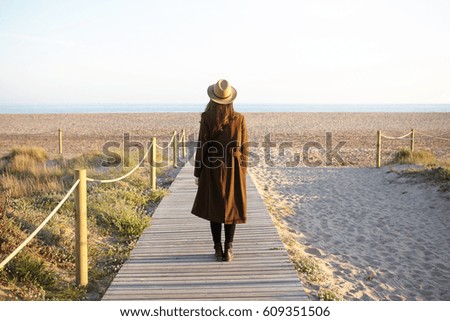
410, 128, 415, 153
181, 129, 186, 159
58, 128, 63, 154
376, 130, 381, 168
150, 137, 157, 190
75, 169, 88, 286
173, 130, 178, 168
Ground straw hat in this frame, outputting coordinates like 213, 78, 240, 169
207, 79, 237, 104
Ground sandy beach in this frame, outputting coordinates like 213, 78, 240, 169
0, 112, 449, 165
250, 165, 450, 300
1, 112, 449, 300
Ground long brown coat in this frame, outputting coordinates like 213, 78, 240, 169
191, 110, 248, 224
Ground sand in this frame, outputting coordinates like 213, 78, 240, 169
1, 113, 449, 164
250, 164, 450, 300
1, 112, 449, 300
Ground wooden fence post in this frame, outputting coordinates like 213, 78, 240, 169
410, 128, 415, 153
181, 129, 186, 159
58, 128, 63, 154
376, 130, 381, 168
150, 137, 157, 190
173, 130, 178, 168
75, 169, 88, 286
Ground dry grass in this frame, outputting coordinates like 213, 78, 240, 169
0, 173, 63, 198
0, 146, 173, 300
0, 147, 65, 197
68, 151, 108, 170
392, 148, 437, 167
10, 146, 48, 163
391, 149, 450, 192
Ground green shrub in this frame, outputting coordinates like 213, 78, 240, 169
88, 186, 150, 241
318, 288, 342, 301
6, 254, 57, 287
293, 256, 322, 283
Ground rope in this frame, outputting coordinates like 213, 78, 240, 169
155, 133, 177, 149
0, 179, 80, 269
381, 132, 412, 140
6, 131, 56, 136
0, 129, 184, 270
155, 143, 166, 149
182, 132, 187, 146
415, 131, 450, 142
32, 131, 57, 135
167, 133, 176, 147
86, 143, 152, 183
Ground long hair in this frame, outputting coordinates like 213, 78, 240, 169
204, 100, 236, 136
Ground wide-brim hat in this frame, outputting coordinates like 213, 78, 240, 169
207, 79, 237, 104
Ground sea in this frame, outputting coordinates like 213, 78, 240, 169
0, 104, 449, 114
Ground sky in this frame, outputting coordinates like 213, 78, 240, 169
0, 0, 449, 105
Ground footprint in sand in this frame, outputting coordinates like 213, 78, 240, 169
304, 247, 323, 258
388, 294, 405, 301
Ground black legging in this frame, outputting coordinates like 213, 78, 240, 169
210, 221, 236, 244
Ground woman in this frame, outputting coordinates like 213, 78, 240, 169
191, 79, 248, 262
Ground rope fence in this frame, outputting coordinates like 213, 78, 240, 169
155, 131, 177, 149
414, 131, 450, 142
0, 179, 80, 269
0, 129, 187, 287
380, 132, 412, 140
376, 129, 450, 168
86, 143, 152, 184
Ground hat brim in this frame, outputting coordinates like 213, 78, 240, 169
207, 84, 237, 104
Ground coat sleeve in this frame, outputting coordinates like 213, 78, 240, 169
194, 114, 208, 178
241, 115, 249, 169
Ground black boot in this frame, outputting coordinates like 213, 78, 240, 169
214, 243, 223, 261
223, 242, 233, 262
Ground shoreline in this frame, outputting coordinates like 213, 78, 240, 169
1, 102, 449, 114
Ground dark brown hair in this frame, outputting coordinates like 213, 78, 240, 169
204, 100, 237, 135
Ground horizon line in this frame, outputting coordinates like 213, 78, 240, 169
1, 102, 450, 106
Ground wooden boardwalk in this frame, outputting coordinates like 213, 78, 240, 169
103, 162, 307, 300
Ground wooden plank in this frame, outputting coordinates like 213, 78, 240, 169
102, 161, 307, 301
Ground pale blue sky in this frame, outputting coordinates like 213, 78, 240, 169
0, 0, 449, 104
